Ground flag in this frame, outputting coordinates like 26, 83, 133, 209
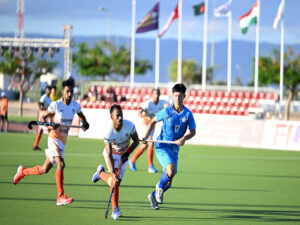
273, 0, 284, 30
136, 2, 159, 33
214, 0, 231, 17
193, 2, 205, 16
158, 3, 178, 38
239, 2, 259, 34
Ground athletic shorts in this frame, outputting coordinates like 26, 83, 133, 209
45, 137, 65, 165
155, 143, 179, 174
103, 149, 126, 179
0, 112, 7, 120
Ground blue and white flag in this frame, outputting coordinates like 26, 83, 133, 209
214, 0, 231, 17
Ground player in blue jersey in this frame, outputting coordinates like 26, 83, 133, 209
142, 83, 196, 210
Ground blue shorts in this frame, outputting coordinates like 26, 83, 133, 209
155, 143, 179, 174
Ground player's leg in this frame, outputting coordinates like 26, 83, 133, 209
0, 115, 3, 131
153, 148, 178, 204
33, 128, 43, 150
55, 156, 73, 205
129, 143, 147, 171
111, 159, 126, 219
147, 142, 158, 173
33, 111, 45, 150
13, 156, 52, 185
4, 113, 8, 132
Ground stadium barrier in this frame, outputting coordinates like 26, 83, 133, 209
77, 108, 300, 151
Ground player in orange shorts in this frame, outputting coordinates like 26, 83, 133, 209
13, 79, 89, 205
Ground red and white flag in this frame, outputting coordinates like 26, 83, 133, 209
273, 0, 284, 30
158, 3, 178, 38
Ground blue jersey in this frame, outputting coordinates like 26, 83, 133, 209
155, 105, 196, 142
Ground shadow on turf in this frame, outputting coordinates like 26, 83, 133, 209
2, 181, 269, 193
5, 162, 300, 179
2, 196, 300, 222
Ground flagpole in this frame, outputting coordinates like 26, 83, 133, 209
279, 0, 285, 104
177, 0, 182, 83
202, 0, 208, 91
130, 0, 136, 87
155, 0, 160, 88
155, 36, 160, 88
227, 11, 232, 92
210, 0, 216, 71
254, 0, 260, 93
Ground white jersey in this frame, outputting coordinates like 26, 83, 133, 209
47, 99, 82, 144
40, 94, 52, 109
103, 120, 136, 154
140, 99, 166, 119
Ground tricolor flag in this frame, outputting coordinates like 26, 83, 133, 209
158, 3, 178, 38
193, 2, 205, 16
239, 2, 259, 34
273, 0, 284, 30
214, 0, 231, 17
136, 2, 159, 33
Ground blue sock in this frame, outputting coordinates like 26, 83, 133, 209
163, 182, 172, 192
158, 172, 171, 189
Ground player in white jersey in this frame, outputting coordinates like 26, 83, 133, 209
33, 85, 52, 150
129, 88, 167, 173
92, 104, 139, 220
14, 79, 89, 206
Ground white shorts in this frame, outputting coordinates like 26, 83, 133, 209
45, 137, 65, 165
103, 149, 126, 179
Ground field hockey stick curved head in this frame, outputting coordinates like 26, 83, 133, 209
28, 121, 37, 129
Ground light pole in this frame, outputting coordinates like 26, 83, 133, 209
99, 7, 111, 43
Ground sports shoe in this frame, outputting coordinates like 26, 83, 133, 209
111, 206, 122, 220
33, 146, 41, 151
129, 160, 137, 171
56, 194, 73, 206
13, 165, 25, 185
92, 165, 105, 183
155, 183, 164, 204
148, 193, 159, 210
148, 165, 158, 173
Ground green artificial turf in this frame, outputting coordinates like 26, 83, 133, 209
0, 132, 300, 225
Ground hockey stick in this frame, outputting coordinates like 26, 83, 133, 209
105, 162, 123, 219
139, 139, 177, 145
28, 121, 83, 130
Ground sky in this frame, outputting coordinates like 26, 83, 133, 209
0, 0, 299, 45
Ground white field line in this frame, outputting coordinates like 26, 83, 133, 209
0, 151, 300, 161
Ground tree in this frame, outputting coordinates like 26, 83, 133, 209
73, 41, 152, 81
0, 51, 58, 116
73, 42, 111, 80
258, 47, 300, 120
168, 59, 214, 85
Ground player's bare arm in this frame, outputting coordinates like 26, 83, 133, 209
77, 111, 89, 131
38, 102, 46, 111
41, 110, 60, 130
176, 129, 196, 146
129, 131, 140, 151
142, 117, 157, 142
138, 107, 151, 122
121, 131, 139, 163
